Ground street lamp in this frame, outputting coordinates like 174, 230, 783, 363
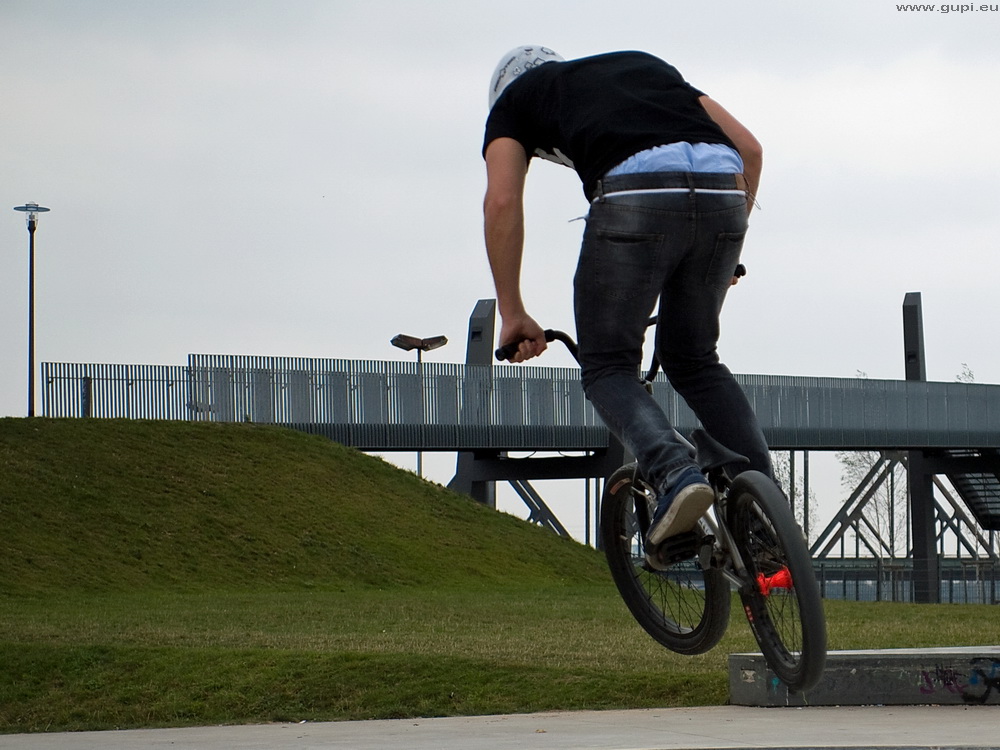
390, 333, 448, 363
13, 202, 51, 418
390, 333, 448, 477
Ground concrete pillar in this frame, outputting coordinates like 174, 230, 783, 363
448, 299, 498, 507
903, 292, 939, 603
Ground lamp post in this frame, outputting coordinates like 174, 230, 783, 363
13, 203, 51, 418
390, 333, 448, 477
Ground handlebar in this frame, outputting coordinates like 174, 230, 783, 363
494, 329, 579, 362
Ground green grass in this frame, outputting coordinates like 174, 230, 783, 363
1, 418, 997, 733
0, 587, 728, 731
0, 418, 604, 595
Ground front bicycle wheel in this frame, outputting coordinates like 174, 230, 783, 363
727, 471, 827, 691
601, 463, 730, 655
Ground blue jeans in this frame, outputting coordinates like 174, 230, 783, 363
573, 172, 772, 497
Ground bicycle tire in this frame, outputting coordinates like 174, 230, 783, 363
601, 463, 730, 655
727, 470, 827, 691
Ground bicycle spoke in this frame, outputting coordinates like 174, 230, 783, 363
629, 528, 709, 635
741, 506, 804, 656
600, 463, 730, 655
728, 471, 826, 691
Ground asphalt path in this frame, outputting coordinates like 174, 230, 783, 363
3, 705, 999, 749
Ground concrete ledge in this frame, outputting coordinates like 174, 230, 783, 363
729, 646, 1000, 707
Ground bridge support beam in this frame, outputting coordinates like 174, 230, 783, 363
908, 451, 940, 602
904, 292, 940, 603
449, 299, 499, 508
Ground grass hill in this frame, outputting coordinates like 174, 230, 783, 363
0, 418, 608, 595
2, 418, 997, 734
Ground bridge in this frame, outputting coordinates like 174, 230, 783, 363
41, 294, 1000, 602
43, 355, 1000, 453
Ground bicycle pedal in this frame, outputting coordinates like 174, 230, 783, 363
649, 531, 699, 566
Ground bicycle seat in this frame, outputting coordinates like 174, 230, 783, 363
690, 429, 750, 475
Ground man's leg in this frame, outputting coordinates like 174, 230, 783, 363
573, 199, 706, 501
657, 196, 773, 478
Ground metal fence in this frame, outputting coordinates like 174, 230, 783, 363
815, 559, 1000, 604
42, 357, 611, 451
44, 357, 1000, 452
44, 363, 190, 421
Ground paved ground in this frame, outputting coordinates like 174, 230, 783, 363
3, 705, 999, 749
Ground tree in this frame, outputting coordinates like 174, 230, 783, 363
770, 450, 819, 543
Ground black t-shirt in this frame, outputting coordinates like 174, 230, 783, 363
483, 51, 737, 198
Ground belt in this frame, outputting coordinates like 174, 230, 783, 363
591, 172, 749, 202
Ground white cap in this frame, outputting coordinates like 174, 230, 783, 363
488, 45, 564, 110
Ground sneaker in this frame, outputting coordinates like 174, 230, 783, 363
644, 531, 699, 571
646, 467, 714, 546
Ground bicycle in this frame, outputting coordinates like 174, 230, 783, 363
496, 325, 827, 692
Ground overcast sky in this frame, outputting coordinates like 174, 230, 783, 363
4, 0, 999, 537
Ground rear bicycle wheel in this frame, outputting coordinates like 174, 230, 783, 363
600, 463, 730, 655
727, 471, 827, 691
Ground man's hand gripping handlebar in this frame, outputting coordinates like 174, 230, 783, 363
494, 330, 580, 363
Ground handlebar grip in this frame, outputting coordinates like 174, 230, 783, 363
494, 330, 557, 362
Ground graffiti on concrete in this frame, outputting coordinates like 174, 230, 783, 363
963, 658, 1000, 705
916, 658, 1000, 704
918, 665, 966, 695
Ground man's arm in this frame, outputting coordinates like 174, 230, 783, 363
483, 137, 547, 362
699, 96, 763, 215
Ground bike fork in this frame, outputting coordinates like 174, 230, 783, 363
699, 507, 752, 592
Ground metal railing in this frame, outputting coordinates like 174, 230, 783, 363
44, 356, 1000, 451
46, 363, 190, 421
815, 559, 999, 604
42, 357, 610, 451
